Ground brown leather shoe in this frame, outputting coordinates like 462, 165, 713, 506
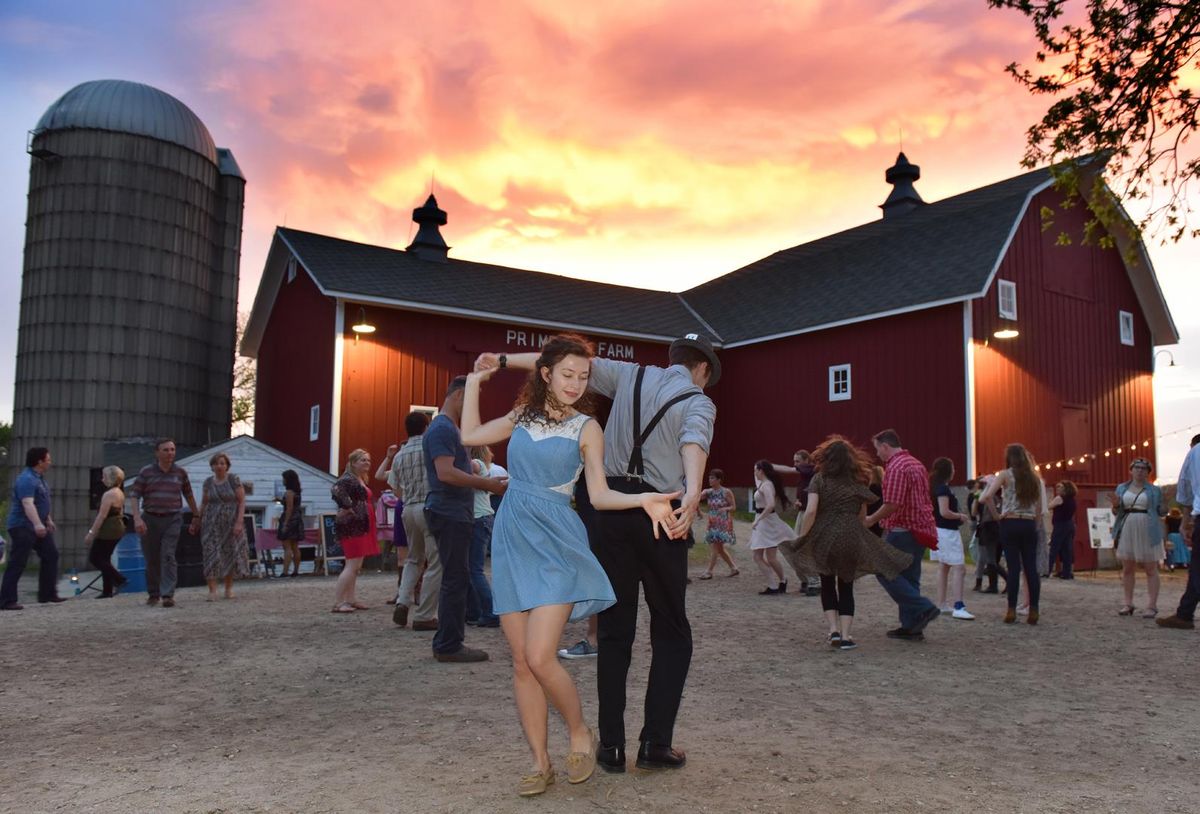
392, 604, 409, 627
434, 646, 489, 663
517, 766, 555, 797
411, 618, 438, 631
146, 596, 160, 606
161, 597, 176, 608
1156, 614, 1195, 630
566, 727, 598, 784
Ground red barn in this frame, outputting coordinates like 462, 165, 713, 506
242, 155, 1177, 569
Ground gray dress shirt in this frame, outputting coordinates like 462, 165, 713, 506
587, 359, 716, 493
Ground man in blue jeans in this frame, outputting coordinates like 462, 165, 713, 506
466, 447, 500, 628
864, 430, 941, 640
1, 447, 67, 610
1159, 434, 1200, 630
423, 377, 508, 662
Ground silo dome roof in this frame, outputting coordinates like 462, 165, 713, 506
35, 79, 218, 163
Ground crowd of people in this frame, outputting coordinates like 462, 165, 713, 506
3, 333, 1200, 800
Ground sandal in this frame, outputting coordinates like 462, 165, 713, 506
698, 572, 713, 580
331, 603, 356, 614
1117, 605, 1135, 616
728, 568, 740, 577
1142, 608, 1158, 619
350, 601, 370, 610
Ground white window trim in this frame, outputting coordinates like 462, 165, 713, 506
1119, 310, 1134, 346
286, 256, 298, 283
829, 364, 852, 402
410, 404, 439, 420
997, 279, 1017, 320
309, 404, 320, 441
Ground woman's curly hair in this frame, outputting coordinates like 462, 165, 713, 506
513, 333, 596, 425
811, 435, 873, 484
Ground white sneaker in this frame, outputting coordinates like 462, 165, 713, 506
940, 605, 953, 614
952, 607, 976, 620
1016, 605, 1029, 616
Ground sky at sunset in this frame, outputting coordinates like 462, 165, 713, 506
1, 1, 1196, 475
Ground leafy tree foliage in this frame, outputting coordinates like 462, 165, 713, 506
991, 1, 1199, 243
232, 313, 255, 434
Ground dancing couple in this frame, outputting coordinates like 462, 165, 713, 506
464, 332, 718, 796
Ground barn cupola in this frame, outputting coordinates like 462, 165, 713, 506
407, 194, 450, 263
879, 152, 927, 220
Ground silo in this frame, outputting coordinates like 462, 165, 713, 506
12, 79, 245, 569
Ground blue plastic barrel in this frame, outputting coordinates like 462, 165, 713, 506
115, 532, 146, 594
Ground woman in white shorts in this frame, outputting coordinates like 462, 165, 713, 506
930, 457, 974, 620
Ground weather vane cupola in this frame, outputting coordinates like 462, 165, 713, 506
407, 194, 450, 263
879, 152, 926, 220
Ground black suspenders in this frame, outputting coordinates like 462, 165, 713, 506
625, 366, 699, 480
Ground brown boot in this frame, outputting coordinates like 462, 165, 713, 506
1003, 607, 1017, 624
1027, 608, 1039, 625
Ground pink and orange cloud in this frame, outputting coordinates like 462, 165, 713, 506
169, 0, 1062, 300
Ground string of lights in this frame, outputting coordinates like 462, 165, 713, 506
1010, 423, 1200, 475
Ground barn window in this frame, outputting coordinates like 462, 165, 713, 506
286, 257, 298, 283
309, 405, 320, 441
410, 404, 438, 422
1119, 311, 1134, 346
997, 279, 1017, 320
829, 364, 851, 402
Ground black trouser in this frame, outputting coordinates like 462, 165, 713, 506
1048, 521, 1075, 577
89, 537, 124, 595
426, 510, 473, 655
1000, 518, 1040, 610
1, 526, 60, 605
594, 479, 692, 749
819, 574, 854, 615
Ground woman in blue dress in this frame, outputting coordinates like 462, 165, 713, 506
461, 333, 678, 797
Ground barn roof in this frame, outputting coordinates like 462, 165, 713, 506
270, 227, 707, 343
683, 166, 1058, 345
242, 159, 1178, 356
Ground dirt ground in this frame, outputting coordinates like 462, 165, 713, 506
1, 516, 1197, 814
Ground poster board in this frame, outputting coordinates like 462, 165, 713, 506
319, 512, 343, 561
1087, 508, 1115, 549
243, 515, 258, 564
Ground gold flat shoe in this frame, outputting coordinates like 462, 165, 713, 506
566, 727, 598, 784
518, 766, 555, 797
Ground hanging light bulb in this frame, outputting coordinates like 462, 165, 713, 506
351, 307, 376, 334
1104, 451, 1111, 457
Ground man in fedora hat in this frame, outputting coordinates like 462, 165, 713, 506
474, 332, 718, 772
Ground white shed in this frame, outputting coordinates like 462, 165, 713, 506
155, 435, 338, 530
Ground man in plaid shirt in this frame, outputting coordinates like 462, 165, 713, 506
386, 411, 441, 629
864, 429, 941, 641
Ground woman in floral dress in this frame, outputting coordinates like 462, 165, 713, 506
199, 453, 249, 600
698, 469, 738, 579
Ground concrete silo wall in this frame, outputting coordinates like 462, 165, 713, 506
12, 128, 241, 568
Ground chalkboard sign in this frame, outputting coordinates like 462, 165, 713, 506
244, 515, 258, 564
319, 513, 343, 560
